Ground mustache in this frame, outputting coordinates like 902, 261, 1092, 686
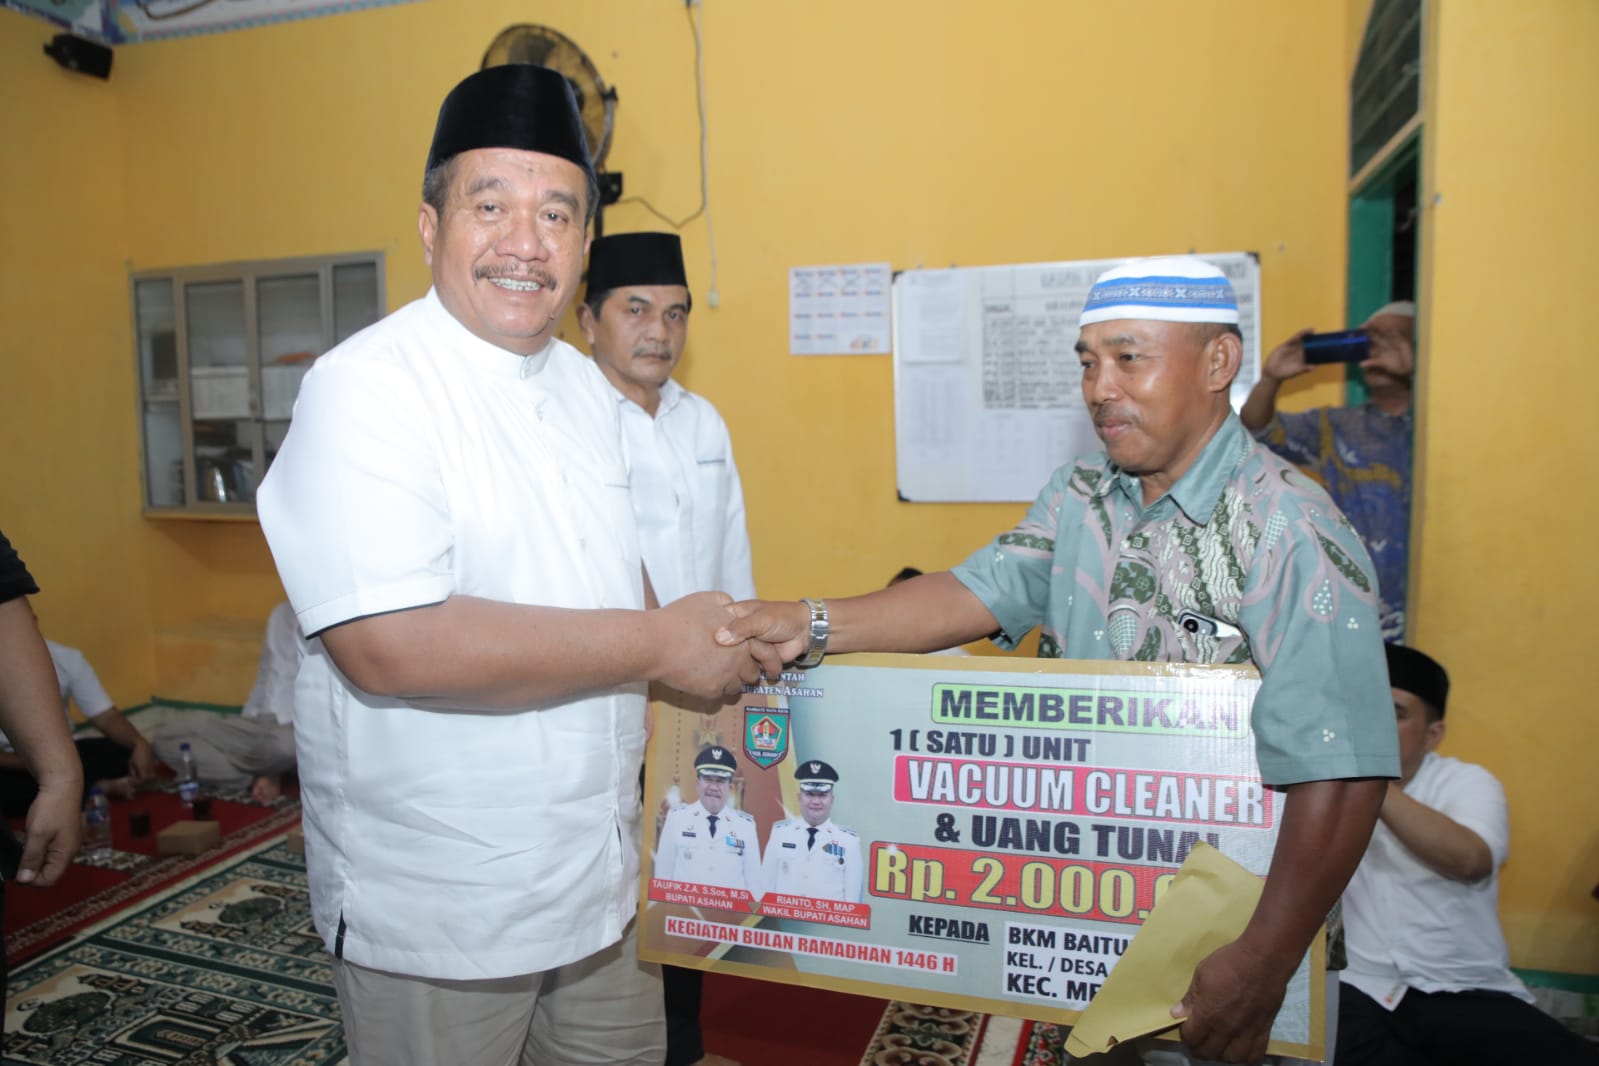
1093, 407, 1138, 427
632, 346, 672, 360
475, 265, 558, 290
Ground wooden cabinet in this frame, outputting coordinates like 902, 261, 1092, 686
133, 253, 384, 516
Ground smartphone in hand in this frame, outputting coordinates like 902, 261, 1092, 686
1301, 328, 1371, 365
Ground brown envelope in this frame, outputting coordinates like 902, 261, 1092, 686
1064, 843, 1264, 1057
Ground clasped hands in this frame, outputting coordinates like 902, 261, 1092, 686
655, 594, 813, 701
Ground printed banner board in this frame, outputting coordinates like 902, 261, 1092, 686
640, 654, 1325, 1061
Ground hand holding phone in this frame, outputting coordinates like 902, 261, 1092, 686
1301, 328, 1372, 365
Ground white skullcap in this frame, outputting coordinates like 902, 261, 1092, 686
1363, 301, 1416, 325
1079, 256, 1239, 327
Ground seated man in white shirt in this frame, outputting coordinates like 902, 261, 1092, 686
150, 601, 303, 804
1338, 644, 1599, 1065
0, 603, 158, 816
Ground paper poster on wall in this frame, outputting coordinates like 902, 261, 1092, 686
790, 263, 893, 355
638, 654, 1325, 1062
892, 253, 1261, 502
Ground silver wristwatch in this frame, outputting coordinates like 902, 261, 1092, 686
795, 597, 829, 668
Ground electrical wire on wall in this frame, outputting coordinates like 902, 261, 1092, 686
616, 0, 719, 307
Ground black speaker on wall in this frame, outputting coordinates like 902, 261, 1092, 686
44, 34, 113, 80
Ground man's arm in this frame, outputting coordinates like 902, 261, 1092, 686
716, 572, 1000, 661
59, 643, 159, 783
85, 706, 159, 783
321, 592, 783, 707
0, 598, 83, 884
1240, 328, 1313, 431
1174, 777, 1386, 1064
1376, 781, 1494, 882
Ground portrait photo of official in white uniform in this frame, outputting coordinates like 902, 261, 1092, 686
655, 745, 763, 898
763, 760, 863, 903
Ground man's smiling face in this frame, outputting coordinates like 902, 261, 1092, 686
419, 147, 590, 355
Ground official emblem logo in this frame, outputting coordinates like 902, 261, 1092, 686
742, 705, 790, 769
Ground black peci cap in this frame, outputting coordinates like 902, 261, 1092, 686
1385, 643, 1450, 717
585, 232, 688, 295
425, 64, 595, 187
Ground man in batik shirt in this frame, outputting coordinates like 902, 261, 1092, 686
718, 256, 1399, 1065
1241, 303, 1416, 641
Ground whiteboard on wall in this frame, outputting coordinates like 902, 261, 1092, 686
892, 252, 1261, 503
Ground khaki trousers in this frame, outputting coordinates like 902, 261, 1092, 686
333, 921, 665, 1066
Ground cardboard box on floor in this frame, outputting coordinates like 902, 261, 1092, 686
157, 820, 220, 855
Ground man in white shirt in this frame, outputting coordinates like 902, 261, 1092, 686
763, 759, 863, 903
0, 604, 157, 817
150, 601, 303, 804
579, 231, 754, 606
580, 230, 755, 1066
255, 66, 778, 1066
1338, 644, 1598, 1065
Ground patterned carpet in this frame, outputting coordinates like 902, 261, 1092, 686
857, 1002, 1025, 1066
4, 837, 345, 1065
5, 789, 303, 964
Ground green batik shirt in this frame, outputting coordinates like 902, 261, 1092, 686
952, 414, 1399, 789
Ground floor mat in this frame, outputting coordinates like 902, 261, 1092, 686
5, 788, 301, 964
856, 1001, 997, 1066
4, 836, 342, 1065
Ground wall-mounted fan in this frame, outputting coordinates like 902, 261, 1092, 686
482, 23, 623, 222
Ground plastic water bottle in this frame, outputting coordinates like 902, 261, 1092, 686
83, 786, 112, 861
177, 741, 200, 807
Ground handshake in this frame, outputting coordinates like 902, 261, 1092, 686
653, 591, 816, 701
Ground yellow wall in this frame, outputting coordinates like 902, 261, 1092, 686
111, 0, 1353, 610
18, 0, 1595, 974
5, 0, 1350, 693
0, 9, 156, 705
1412, 0, 1599, 973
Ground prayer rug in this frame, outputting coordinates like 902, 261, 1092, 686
1013, 1020, 1071, 1064
857, 1001, 1023, 1066
5, 788, 301, 963
3, 836, 344, 1065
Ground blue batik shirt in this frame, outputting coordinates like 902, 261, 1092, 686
1251, 404, 1411, 642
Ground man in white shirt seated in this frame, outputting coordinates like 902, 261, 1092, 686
0, 603, 157, 816
150, 601, 303, 804
1338, 643, 1599, 1065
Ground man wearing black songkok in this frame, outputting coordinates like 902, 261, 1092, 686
256, 65, 779, 1066
1336, 644, 1599, 1065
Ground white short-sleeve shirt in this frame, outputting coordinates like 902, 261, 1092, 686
240, 602, 304, 725
257, 289, 646, 981
617, 379, 755, 605
0, 640, 113, 750
1341, 752, 1531, 1007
